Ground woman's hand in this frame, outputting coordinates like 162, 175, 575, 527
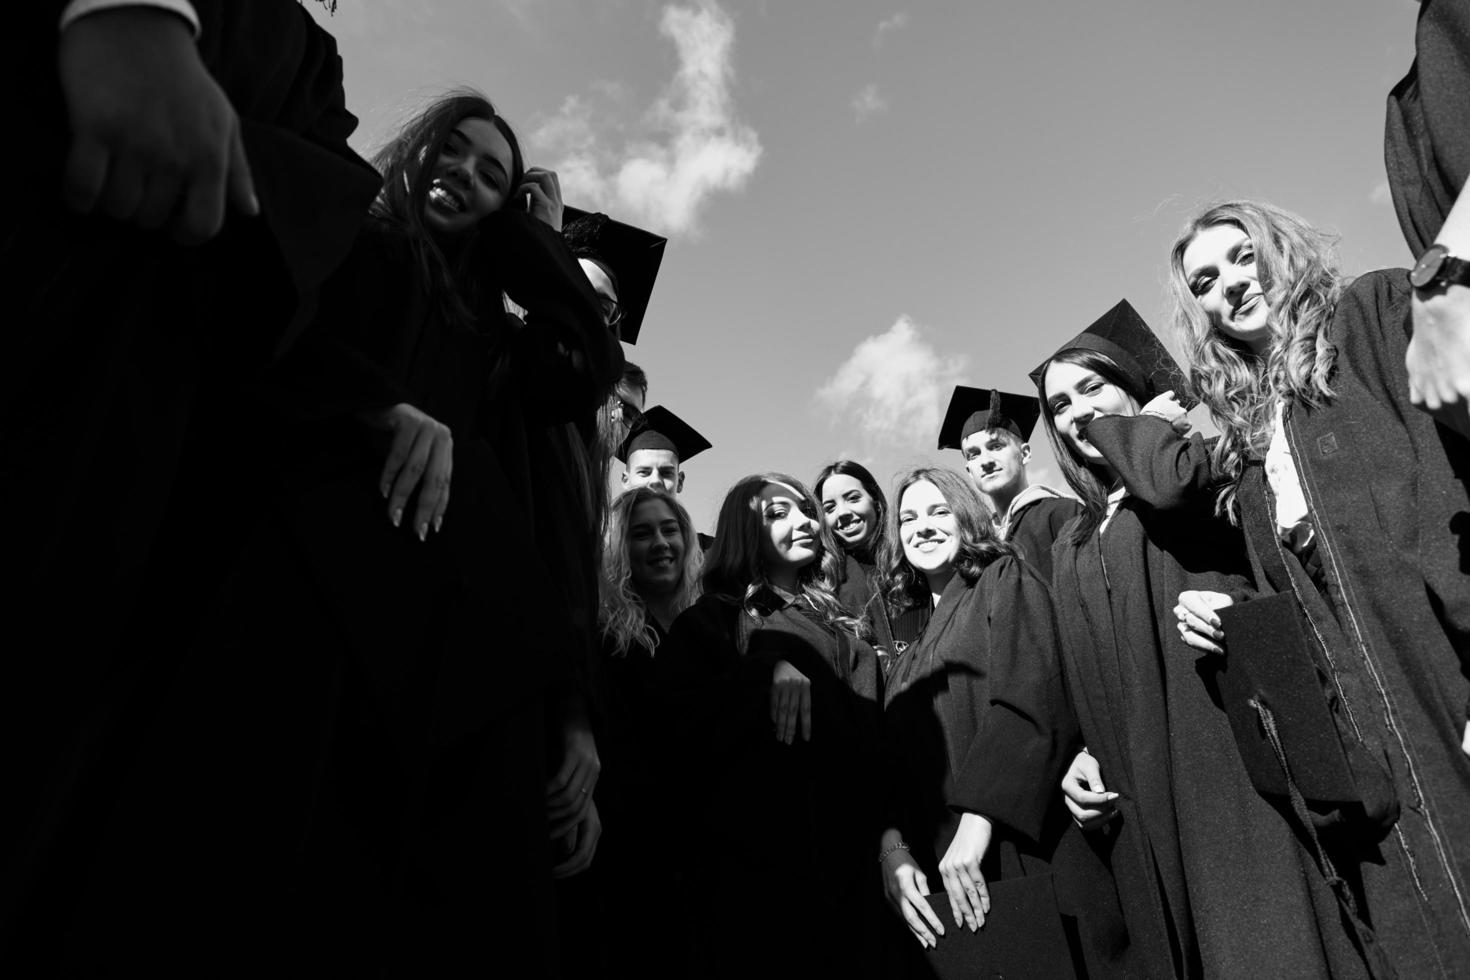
551, 800, 601, 879
1061, 750, 1118, 831
547, 698, 601, 838
938, 813, 992, 932
361, 403, 452, 541
1462, 719, 1469, 759
880, 831, 944, 949
770, 659, 812, 744
1174, 590, 1233, 655
1140, 390, 1191, 435
518, 167, 563, 231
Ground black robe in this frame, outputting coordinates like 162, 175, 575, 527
838, 550, 931, 661
14, 211, 620, 976
658, 590, 883, 979
1385, 0, 1469, 256
1236, 270, 1470, 976
559, 620, 699, 979
1, 1, 380, 965
883, 557, 1131, 978
1006, 495, 1083, 582
1052, 414, 1374, 980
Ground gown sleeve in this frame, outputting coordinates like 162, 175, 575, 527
1084, 414, 1219, 512
947, 558, 1080, 843
1332, 270, 1470, 695
1385, 0, 1470, 256
475, 210, 624, 424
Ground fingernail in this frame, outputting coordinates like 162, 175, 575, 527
380, 484, 389, 499
434, 516, 443, 534
417, 523, 428, 542
1106, 792, 1119, 800
391, 508, 402, 527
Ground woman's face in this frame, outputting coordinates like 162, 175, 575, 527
422, 117, 515, 236
1043, 361, 1139, 463
756, 482, 821, 578
627, 498, 685, 597
1180, 223, 1273, 354
820, 474, 879, 551
898, 480, 960, 580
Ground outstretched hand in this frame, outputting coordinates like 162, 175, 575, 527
59, 7, 257, 245
546, 698, 600, 838
361, 403, 453, 540
770, 659, 812, 744
938, 813, 992, 933
1407, 285, 1470, 440
880, 833, 945, 949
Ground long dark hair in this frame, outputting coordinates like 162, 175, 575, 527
370, 90, 525, 328
813, 459, 888, 561
879, 467, 1013, 612
702, 473, 866, 639
1035, 349, 1144, 546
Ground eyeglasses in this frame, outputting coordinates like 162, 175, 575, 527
618, 400, 643, 425
600, 299, 625, 328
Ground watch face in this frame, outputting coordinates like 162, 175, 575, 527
1411, 244, 1449, 288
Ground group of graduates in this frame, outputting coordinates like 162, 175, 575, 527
2, 1, 1468, 979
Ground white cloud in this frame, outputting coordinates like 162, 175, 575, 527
815, 316, 969, 454
852, 83, 889, 123
1369, 179, 1393, 207
874, 11, 909, 47
530, 0, 762, 236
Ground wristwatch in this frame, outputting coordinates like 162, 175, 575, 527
1409, 243, 1470, 289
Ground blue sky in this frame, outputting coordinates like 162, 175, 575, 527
310, 0, 1420, 533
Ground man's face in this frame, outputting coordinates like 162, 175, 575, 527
960, 428, 1029, 500
623, 448, 682, 494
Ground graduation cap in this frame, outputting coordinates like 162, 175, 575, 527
1028, 299, 1195, 408
923, 874, 1078, 980
616, 405, 711, 465
1214, 594, 1396, 828
563, 206, 666, 344
937, 386, 1041, 450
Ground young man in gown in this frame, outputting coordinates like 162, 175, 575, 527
938, 385, 1081, 581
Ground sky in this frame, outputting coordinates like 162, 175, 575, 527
308, 0, 1420, 533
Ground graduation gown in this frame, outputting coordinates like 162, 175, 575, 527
838, 550, 931, 659
884, 557, 1130, 978
1385, 0, 1469, 255
1, 1, 380, 965
1001, 490, 1083, 582
1236, 270, 1470, 976
559, 620, 698, 979
659, 590, 883, 979
16, 211, 620, 976
1052, 414, 1374, 980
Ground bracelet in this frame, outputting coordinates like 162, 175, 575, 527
878, 841, 910, 865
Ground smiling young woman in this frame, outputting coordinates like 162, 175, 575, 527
561, 485, 704, 977
83, 88, 623, 975
1168, 200, 1470, 976
874, 467, 1125, 977
656, 472, 883, 978
1034, 300, 1380, 980
815, 459, 930, 666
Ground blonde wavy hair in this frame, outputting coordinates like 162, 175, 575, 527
600, 486, 703, 657
1166, 200, 1344, 518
